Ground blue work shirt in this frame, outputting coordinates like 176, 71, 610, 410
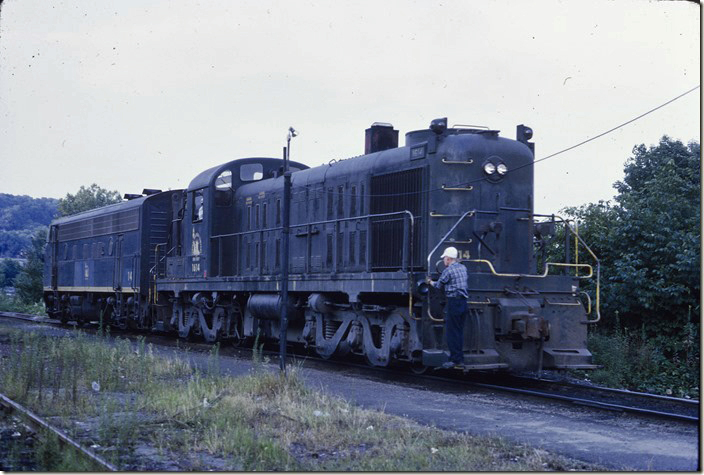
434, 261, 469, 299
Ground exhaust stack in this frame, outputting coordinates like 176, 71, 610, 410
365, 122, 398, 154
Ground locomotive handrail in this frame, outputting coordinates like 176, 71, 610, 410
557, 216, 601, 324
210, 210, 414, 240
580, 290, 592, 315
441, 158, 474, 165
210, 210, 417, 321
426, 210, 476, 272
466, 259, 593, 279
425, 209, 476, 322
521, 213, 601, 323
430, 209, 498, 218
149, 243, 171, 304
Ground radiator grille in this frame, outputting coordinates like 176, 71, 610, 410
58, 208, 140, 242
370, 168, 423, 270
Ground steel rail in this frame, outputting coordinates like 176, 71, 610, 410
508, 374, 700, 406
463, 381, 699, 424
0, 393, 117, 471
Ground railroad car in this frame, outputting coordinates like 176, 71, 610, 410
44, 118, 600, 371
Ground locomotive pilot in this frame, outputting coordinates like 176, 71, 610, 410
427, 246, 468, 369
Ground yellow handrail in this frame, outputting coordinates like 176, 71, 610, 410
465, 259, 593, 279
427, 305, 444, 322
579, 291, 592, 315
556, 215, 600, 324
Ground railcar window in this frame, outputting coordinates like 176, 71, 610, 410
240, 163, 263, 182
193, 190, 204, 222
214, 170, 233, 206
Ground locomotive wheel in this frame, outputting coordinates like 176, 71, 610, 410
410, 362, 429, 374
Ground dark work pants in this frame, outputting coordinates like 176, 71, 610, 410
445, 297, 467, 364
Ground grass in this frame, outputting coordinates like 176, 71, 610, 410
0, 292, 46, 315
0, 326, 603, 471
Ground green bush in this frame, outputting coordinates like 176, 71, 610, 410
585, 328, 699, 399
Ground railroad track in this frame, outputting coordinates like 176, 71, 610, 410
0, 393, 117, 471
1, 310, 699, 426
481, 373, 700, 423
278, 353, 700, 425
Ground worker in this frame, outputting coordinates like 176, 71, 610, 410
427, 246, 468, 368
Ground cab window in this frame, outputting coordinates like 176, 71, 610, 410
214, 170, 233, 206
193, 190, 204, 222
240, 163, 263, 182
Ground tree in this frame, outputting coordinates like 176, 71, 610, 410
0, 194, 58, 258
0, 258, 23, 288
565, 136, 700, 339
14, 228, 47, 304
57, 183, 122, 217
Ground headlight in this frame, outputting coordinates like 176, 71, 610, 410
483, 162, 496, 175
496, 163, 508, 175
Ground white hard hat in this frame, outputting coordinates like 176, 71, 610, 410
440, 246, 458, 259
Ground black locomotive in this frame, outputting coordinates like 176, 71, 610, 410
44, 118, 599, 371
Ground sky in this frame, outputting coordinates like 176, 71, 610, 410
0, 0, 700, 213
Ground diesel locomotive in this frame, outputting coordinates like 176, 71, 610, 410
44, 118, 600, 371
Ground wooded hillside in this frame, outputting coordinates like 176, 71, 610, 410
0, 193, 58, 258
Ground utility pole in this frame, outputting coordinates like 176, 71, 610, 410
279, 126, 297, 374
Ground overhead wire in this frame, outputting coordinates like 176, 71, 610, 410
285, 84, 700, 200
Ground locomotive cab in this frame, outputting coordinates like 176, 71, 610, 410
171, 158, 309, 281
